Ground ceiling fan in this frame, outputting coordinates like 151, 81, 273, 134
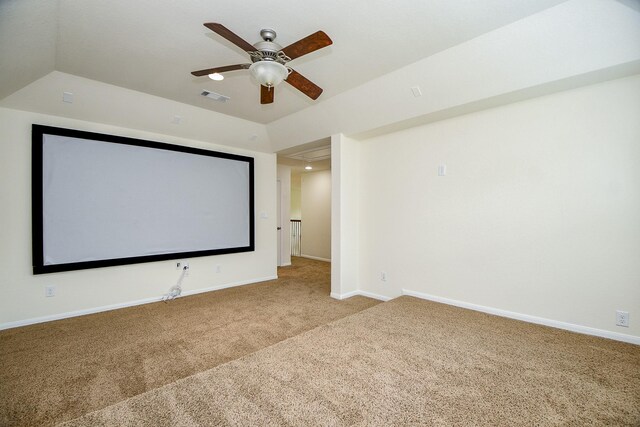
192, 23, 332, 104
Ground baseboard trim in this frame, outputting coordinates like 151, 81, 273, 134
0, 275, 278, 331
331, 290, 392, 302
330, 291, 358, 300
300, 254, 331, 263
402, 289, 640, 346
357, 290, 393, 301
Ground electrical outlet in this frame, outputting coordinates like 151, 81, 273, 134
215, 264, 221, 273
45, 285, 56, 297
616, 310, 629, 327
381, 271, 387, 282
175, 261, 182, 270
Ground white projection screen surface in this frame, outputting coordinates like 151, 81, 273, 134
32, 125, 254, 274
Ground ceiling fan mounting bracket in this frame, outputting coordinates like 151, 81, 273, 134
260, 29, 277, 42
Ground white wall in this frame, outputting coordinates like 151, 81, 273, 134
1, 71, 273, 153
353, 75, 640, 340
276, 165, 292, 267
300, 170, 331, 261
331, 134, 359, 298
0, 107, 277, 328
290, 174, 302, 220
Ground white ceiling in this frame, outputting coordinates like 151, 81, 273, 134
1, 0, 568, 125
277, 141, 332, 175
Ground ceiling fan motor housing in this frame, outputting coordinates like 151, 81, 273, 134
248, 29, 291, 64
252, 47, 289, 66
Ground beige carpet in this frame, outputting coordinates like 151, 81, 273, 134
58, 296, 640, 426
0, 257, 379, 427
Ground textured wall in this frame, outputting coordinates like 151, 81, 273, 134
301, 170, 331, 261
0, 107, 277, 327
355, 75, 640, 339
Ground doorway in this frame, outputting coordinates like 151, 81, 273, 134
276, 140, 332, 267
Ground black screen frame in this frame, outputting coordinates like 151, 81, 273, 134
32, 124, 255, 275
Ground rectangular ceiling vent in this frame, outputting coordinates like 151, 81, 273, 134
201, 90, 230, 103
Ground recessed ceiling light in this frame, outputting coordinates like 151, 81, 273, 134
208, 73, 224, 81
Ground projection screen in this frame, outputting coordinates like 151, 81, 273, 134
32, 125, 254, 274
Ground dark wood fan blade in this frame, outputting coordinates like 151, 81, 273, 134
191, 64, 250, 77
285, 69, 323, 100
281, 31, 332, 60
203, 23, 256, 52
261, 85, 274, 104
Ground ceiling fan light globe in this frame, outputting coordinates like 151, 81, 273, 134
208, 73, 224, 81
249, 61, 288, 88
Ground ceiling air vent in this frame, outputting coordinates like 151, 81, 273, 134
201, 90, 230, 102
